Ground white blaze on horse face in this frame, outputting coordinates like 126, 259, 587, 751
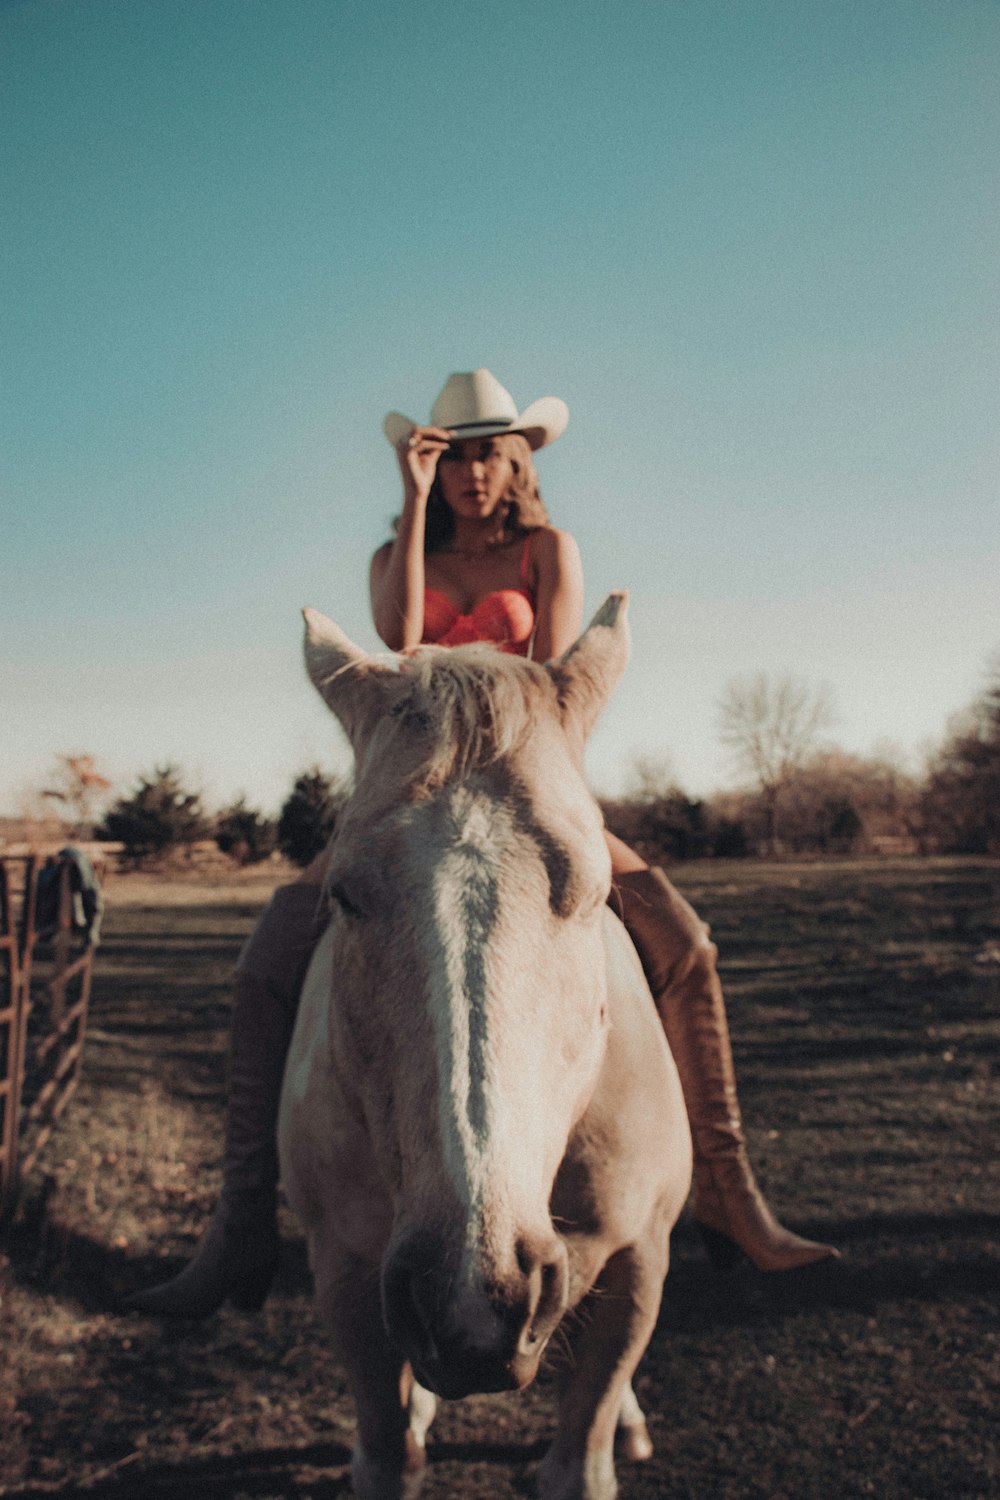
410, 790, 514, 1214
405, 785, 603, 1232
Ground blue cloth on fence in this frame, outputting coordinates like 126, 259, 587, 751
34, 847, 104, 947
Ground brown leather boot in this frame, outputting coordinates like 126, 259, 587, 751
613, 867, 838, 1273
126, 883, 328, 1317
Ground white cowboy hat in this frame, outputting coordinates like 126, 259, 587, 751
383, 368, 569, 452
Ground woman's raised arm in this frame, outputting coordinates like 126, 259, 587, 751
369, 427, 451, 651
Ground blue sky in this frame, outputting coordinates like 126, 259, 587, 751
3, 0, 998, 816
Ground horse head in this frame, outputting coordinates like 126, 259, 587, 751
300, 596, 629, 1400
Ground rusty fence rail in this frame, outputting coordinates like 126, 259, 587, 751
0, 855, 98, 1221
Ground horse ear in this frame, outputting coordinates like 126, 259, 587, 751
302, 608, 394, 749
547, 592, 631, 743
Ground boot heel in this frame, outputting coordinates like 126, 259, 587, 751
228, 1255, 279, 1312
697, 1222, 744, 1273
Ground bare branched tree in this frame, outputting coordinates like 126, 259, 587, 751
717, 673, 835, 852
42, 753, 113, 836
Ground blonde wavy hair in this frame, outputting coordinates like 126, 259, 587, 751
419, 433, 550, 552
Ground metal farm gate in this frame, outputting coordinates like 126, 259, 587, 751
0, 854, 98, 1220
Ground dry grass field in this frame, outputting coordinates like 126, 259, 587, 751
1, 857, 998, 1500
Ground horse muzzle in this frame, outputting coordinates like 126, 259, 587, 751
382, 1228, 568, 1399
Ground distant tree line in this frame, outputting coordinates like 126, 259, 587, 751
603, 660, 1000, 862
97, 765, 348, 869
42, 651, 1000, 867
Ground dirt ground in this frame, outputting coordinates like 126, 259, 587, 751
1, 857, 998, 1499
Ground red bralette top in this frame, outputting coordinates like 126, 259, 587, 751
422, 536, 536, 656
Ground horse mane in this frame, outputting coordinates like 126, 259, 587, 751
391, 645, 553, 783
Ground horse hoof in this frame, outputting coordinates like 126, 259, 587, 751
353, 1445, 426, 1500
618, 1419, 653, 1462
537, 1447, 618, 1500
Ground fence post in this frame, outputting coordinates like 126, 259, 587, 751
0, 854, 98, 1220
1, 859, 35, 1219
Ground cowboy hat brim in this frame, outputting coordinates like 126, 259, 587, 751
383, 396, 569, 453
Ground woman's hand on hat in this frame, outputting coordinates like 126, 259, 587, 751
397, 425, 452, 501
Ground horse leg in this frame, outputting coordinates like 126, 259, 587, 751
538, 1238, 669, 1500
315, 1252, 429, 1500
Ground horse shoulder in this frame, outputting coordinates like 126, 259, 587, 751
552, 909, 692, 1256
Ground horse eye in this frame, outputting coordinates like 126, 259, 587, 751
329, 884, 363, 919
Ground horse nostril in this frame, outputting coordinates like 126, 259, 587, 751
409, 1271, 443, 1357
383, 1253, 441, 1366
536, 1254, 565, 1322
518, 1242, 567, 1356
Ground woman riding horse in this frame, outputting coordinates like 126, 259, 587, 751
128, 370, 837, 1319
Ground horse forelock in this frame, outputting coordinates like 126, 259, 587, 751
388, 646, 554, 786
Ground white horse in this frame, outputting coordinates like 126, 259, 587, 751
278, 594, 692, 1500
